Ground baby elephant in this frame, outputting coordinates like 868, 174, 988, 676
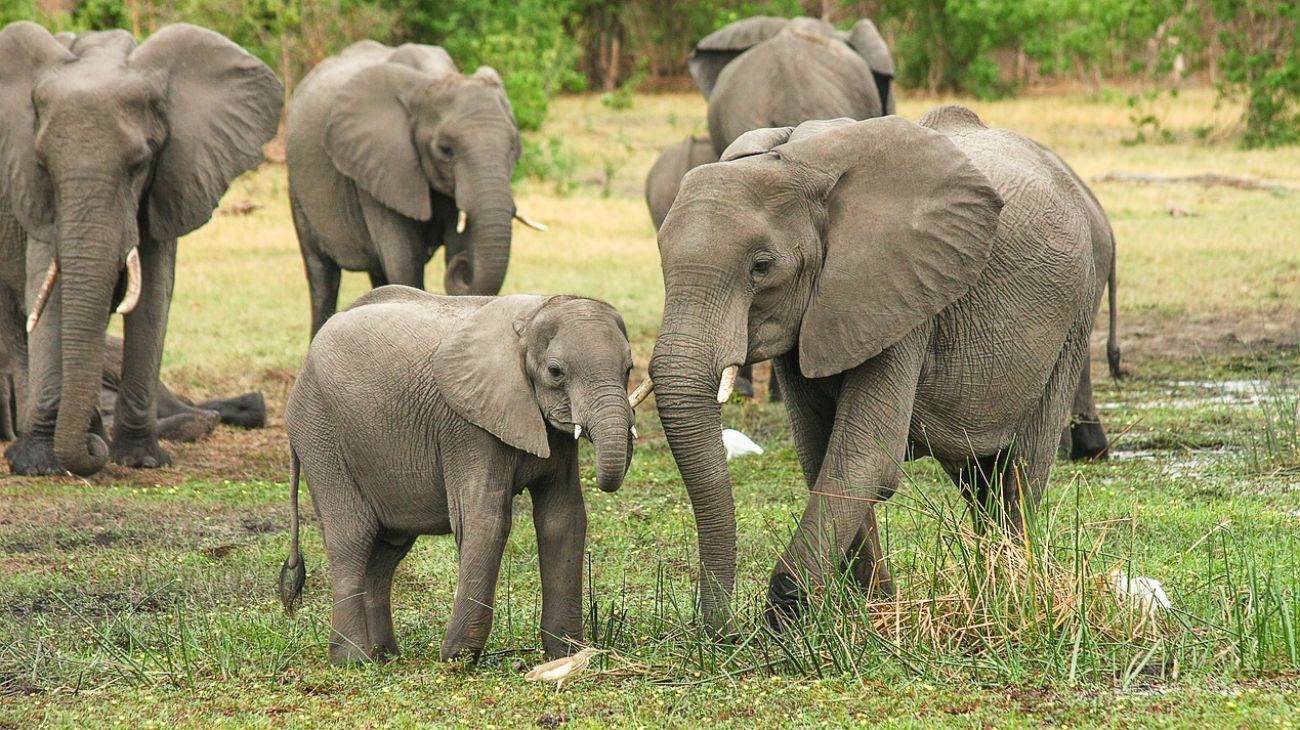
280, 286, 636, 665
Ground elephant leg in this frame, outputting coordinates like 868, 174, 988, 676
364, 532, 416, 661
772, 352, 836, 488
441, 452, 514, 661
293, 197, 341, 338
530, 472, 587, 659
767, 361, 783, 403
6, 245, 64, 475
368, 271, 389, 289
359, 191, 427, 291
767, 341, 924, 627
194, 392, 267, 430
1061, 351, 1109, 461
111, 241, 175, 469
152, 376, 220, 443
845, 509, 894, 598
0, 376, 12, 441
735, 363, 755, 398
308, 461, 379, 663
947, 450, 1012, 533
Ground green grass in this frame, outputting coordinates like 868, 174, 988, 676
2, 89, 1299, 728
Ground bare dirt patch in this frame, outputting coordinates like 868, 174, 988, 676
1095, 311, 1299, 373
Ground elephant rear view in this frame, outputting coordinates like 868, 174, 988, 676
287, 41, 543, 336
690, 16, 895, 155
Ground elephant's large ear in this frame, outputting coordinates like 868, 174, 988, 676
131, 24, 283, 241
689, 16, 789, 98
431, 295, 551, 458
777, 116, 1003, 379
0, 22, 74, 238
843, 20, 895, 114
323, 63, 432, 221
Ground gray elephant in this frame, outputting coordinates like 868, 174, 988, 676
636, 107, 1106, 631
645, 136, 718, 231
0, 23, 281, 476
287, 41, 543, 337
690, 16, 895, 155
0, 333, 265, 443
280, 287, 635, 664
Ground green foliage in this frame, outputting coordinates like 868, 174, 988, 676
514, 135, 579, 194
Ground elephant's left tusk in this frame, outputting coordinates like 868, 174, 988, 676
574, 424, 582, 441
628, 379, 653, 408
456, 209, 467, 234
116, 247, 142, 315
631, 425, 638, 439
717, 365, 739, 403
514, 213, 547, 232
25, 260, 59, 334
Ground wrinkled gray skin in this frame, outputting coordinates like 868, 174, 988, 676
0, 23, 281, 476
650, 107, 1104, 632
281, 287, 635, 664
645, 136, 718, 231
690, 16, 895, 156
287, 40, 524, 336
0, 333, 265, 443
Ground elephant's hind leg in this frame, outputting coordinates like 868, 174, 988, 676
845, 510, 894, 598
364, 533, 416, 661
292, 196, 342, 338
1059, 350, 1109, 461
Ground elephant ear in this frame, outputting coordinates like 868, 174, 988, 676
0, 22, 74, 238
720, 126, 793, 161
431, 295, 551, 458
388, 43, 456, 76
689, 16, 789, 98
131, 24, 283, 241
775, 116, 1004, 378
324, 62, 432, 221
843, 20, 895, 114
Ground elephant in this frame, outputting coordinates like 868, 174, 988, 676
0, 333, 265, 444
287, 40, 543, 337
645, 136, 718, 231
280, 286, 636, 664
690, 16, 895, 156
636, 106, 1107, 632
0, 22, 282, 476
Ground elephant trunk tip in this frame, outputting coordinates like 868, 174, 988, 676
56, 433, 109, 477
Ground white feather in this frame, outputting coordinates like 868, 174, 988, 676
1108, 568, 1173, 616
722, 429, 764, 461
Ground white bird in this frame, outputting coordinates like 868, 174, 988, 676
1108, 568, 1172, 619
524, 647, 601, 690
722, 428, 763, 461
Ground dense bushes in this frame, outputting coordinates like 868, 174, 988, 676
14, 0, 1298, 146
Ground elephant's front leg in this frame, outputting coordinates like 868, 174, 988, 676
442, 455, 515, 661
767, 341, 924, 627
6, 244, 68, 475
529, 467, 587, 659
111, 240, 176, 468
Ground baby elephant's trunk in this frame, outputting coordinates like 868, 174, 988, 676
279, 450, 307, 615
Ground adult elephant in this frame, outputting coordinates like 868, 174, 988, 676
690, 16, 895, 156
0, 23, 281, 476
287, 41, 542, 336
636, 107, 1106, 631
645, 136, 718, 231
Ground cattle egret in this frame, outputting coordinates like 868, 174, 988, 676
722, 428, 764, 461
1108, 568, 1172, 619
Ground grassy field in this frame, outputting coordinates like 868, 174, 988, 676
1, 88, 1299, 728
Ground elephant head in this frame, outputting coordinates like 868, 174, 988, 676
432, 296, 635, 492
688, 16, 895, 112
324, 57, 523, 296
0, 22, 281, 475
643, 116, 1003, 629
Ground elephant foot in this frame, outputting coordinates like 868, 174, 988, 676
439, 639, 484, 664
157, 410, 221, 443
763, 572, 808, 632
196, 391, 266, 430
850, 558, 896, 599
110, 433, 173, 469
370, 640, 401, 662
328, 641, 374, 666
1067, 418, 1109, 461
4, 433, 65, 476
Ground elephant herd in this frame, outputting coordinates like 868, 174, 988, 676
1, 17, 1123, 665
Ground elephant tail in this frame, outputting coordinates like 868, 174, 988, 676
279, 448, 307, 616
1106, 245, 1123, 380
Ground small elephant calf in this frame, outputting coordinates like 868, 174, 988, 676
280, 286, 636, 664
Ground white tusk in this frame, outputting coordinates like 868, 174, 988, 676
456, 209, 467, 234
116, 247, 142, 315
25, 259, 59, 334
628, 379, 654, 408
514, 212, 548, 231
717, 365, 739, 403
631, 425, 638, 439
574, 424, 582, 441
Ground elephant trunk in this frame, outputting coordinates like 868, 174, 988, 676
450, 163, 514, 296
53, 248, 117, 476
588, 386, 634, 493
649, 331, 738, 633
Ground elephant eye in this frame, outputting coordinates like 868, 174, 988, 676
547, 363, 564, 379
437, 144, 454, 158
751, 257, 775, 277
